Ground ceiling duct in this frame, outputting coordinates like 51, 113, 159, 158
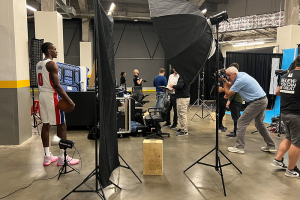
215, 11, 300, 33
56, 0, 76, 19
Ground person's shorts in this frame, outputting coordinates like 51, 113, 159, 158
39, 92, 65, 125
282, 113, 300, 147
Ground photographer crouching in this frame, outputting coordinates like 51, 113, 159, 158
220, 67, 275, 154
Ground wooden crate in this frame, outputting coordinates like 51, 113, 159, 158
143, 139, 163, 175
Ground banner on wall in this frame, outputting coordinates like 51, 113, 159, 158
269, 58, 280, 95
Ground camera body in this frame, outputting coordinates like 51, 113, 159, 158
275, 69, 289, 76
59, 138, 75, 149
218, 68, 227, 79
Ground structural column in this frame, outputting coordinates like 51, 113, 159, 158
34, 0, 64, 63
80, 18, 92, 77
0, 0, 32, 145
277, 0, 300, 51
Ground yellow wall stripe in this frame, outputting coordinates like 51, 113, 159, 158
0, 80, 30, 88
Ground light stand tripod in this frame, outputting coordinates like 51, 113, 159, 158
31, 88, 42, 135
62, 1, 141, 199
190, 70, 215, 121
184, 21, 242, 197
57, 147, 80, 180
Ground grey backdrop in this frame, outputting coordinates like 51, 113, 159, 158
28, 20, 165, 88
113, 21, 165, 87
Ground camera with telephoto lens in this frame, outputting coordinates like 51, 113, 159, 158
217, 68, 227, 79
275, 69, 289, 76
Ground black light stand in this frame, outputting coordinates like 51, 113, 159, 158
62, 3, 120, 199
62, 1, 141, 199
31, 88, 42, 135
57, 147, 80, 180
190, 70, 215, 121
29, 38, 44, 135
184, 19, 242, 196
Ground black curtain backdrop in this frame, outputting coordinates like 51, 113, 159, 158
230, 46, 275, 54
226, 52, 283, 108
94, 0, 120, 188
190, 49, 224, 104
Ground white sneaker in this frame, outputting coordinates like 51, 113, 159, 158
261, 146, 277, 152
228, 146, 245, 154
285, 166, 300, 178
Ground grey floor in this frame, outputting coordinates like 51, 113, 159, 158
0, 92, 299, 200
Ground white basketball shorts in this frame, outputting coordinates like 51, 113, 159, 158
39, 92, 66, 125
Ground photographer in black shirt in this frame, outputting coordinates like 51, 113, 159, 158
272, 55, 300, 178
133, 69, 143, 86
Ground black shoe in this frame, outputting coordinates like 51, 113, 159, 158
170, 124, 177, 130
175, 129, 182, 134
162, 122, 171, 127
219, 127, 226, 132
226, 132, 236, 137
220, 125, 227, 130
176, 131, 188, 136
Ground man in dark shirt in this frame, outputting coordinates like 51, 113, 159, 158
272, 55, 300, 178
169, 76, 190, 136
120, 71, 126, 88
225, 63, 243, 137
218, 80, 227, 132
133, 69, 142, 86
153, 68, 168, 110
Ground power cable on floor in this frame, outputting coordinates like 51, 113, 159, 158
0, 147, 82, 199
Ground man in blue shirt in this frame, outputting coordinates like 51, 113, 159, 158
153, 68, 168, 110
220, 66, 275, 154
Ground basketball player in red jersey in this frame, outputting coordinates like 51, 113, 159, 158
36, 42, 79, 166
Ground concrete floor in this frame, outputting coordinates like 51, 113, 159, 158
0, 92, 300, 200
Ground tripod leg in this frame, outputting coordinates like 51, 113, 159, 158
191, 106, 202, 121
219, 150, 242, 174
68, 165, 81, 174
109, 181, 122, 190
217, 154, 226, 196
97, 192, 106, 200
119, 154, 142, 183
184, 148, 216, 172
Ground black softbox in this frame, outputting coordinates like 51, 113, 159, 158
148, 0, 215, 86
94, 0, 120, 188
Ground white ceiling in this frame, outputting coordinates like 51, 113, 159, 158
26, 0, 300, 43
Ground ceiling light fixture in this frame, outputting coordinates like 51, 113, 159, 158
26, 5, 37, 12
108, 3, 115, 15
201, 9, 207, 14
233, 41, 265, 47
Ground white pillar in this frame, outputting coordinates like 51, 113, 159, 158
82, 18, 90, 42
277, 0, 300, 51
0, 0, 32, 144
34, 11, 65, 63
277, 25, 300, 51
80, 42, 92, 77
